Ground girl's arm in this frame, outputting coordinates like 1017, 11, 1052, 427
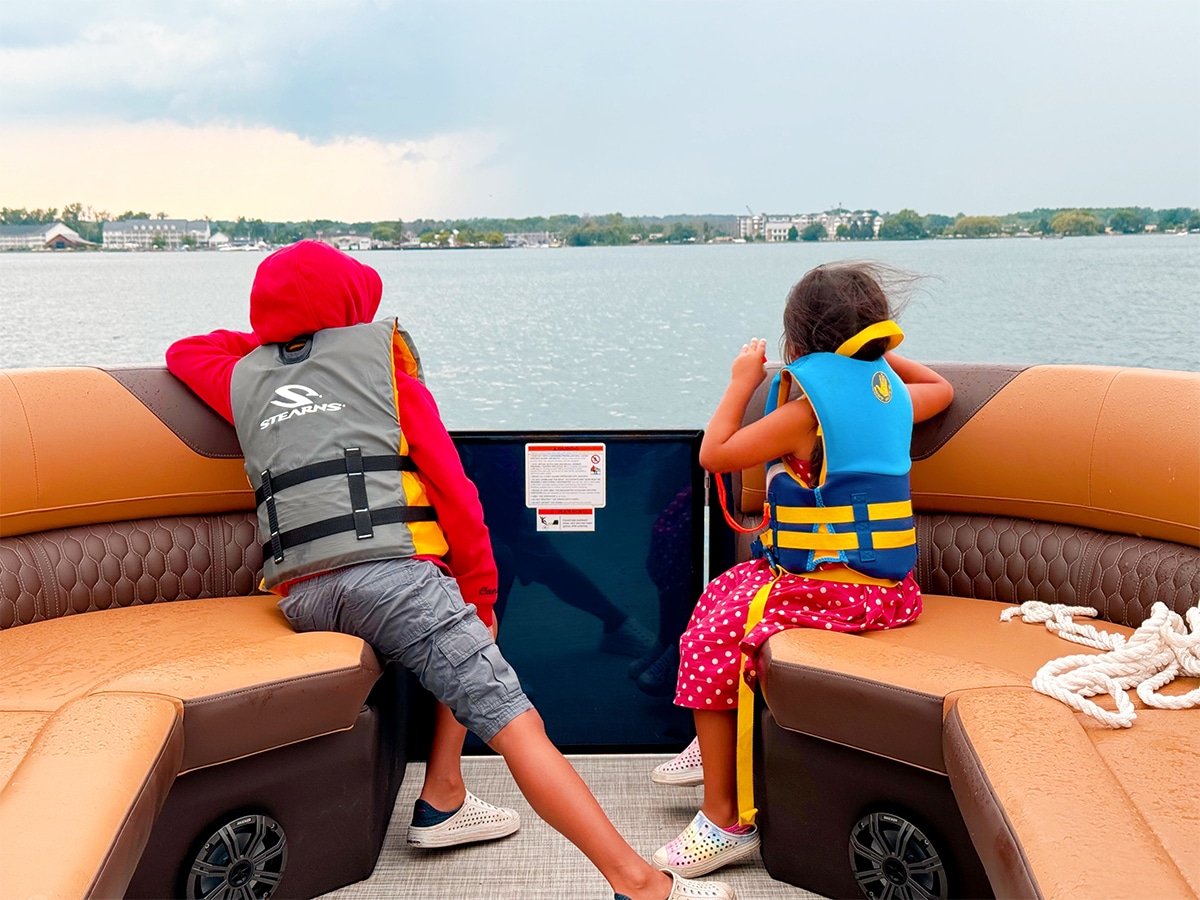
885, 352, 955, 423
699, 339, 818, 473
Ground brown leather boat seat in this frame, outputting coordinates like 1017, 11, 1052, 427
735, 363, 1200, 899
0, 695, 183, 898
944, 688, 1200, 899
758, 594, 1140, 776
0, 367, 405, 898
0, 595, 380, 771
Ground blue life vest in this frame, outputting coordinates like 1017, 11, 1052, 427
756, 321, 916, 584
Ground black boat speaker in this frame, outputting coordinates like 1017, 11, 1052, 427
184, 813, 288, 900
849, 811, 949, 900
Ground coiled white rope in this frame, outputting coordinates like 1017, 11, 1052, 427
1000, 601, 1200, 728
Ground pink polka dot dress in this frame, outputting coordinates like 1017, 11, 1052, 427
674, 459, 923, 711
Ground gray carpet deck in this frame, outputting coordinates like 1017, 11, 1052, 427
321, 754, 823, 899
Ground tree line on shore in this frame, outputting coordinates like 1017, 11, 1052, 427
2, 203, 1196, 247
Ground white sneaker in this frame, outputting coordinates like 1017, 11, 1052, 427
406, 791, 520, 848
615, 870, 736, 900
664, 870, 738, 899
652, 737, 704, 786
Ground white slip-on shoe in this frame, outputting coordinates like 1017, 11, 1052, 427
653, 811, 760, 877
614, 870, 736, 900
406, 791, 520, 848
651, 737, 704, 786
664, 869, 738, 899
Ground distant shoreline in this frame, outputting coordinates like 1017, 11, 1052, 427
1, 204, 1196, 252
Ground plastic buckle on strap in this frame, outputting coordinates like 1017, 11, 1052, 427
352, 509, 374, 540
261, 468, 285, 563
851, 491, 875, 561
344, 448, 374, 540
763, 544, 779, 570
269, 531, 285, 564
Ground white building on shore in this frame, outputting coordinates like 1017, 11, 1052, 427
737, 211, 883, 241
0, 222, 91, 250
102, 219, 212, 250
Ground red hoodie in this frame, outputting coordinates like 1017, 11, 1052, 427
165, 240, 498, 625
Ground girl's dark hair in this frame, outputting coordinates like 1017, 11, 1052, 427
781, 261, 917, 363
783, 262, 920, 479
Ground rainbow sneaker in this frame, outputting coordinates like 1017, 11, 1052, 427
652, 811, 760, 877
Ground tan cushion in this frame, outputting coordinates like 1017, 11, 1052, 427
0, 693, 184, 899
0, 710, 52, 790
944, 687, 1198, 900
0, 595, 382, 770
1083, 707, 1200, 896
0, 367, 252, 539
758, 595, 1132, 772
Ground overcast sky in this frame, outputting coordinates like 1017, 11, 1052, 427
1, 0, 1196, 221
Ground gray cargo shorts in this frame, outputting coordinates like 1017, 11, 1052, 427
278, 557, 532, 743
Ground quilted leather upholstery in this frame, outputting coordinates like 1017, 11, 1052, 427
917, 513, 1198, 625
0, 512, 261, 630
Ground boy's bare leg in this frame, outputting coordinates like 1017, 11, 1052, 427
419, 617, 501, 811
694, 709, 738, 828
489, 709, 673, 899
418, 701, 469, 810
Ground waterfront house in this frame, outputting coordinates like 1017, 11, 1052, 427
326, 234, 372, 252
101, 218, 212, 250
737, 211, 883, 241
504, 231, 559, 248
0, 222, 91, 250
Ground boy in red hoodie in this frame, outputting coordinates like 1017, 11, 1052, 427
166, 240, 733, 900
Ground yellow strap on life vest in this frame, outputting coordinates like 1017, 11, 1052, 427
773, 500, 913, 525
835, 320, 904, 358
761, 527, 916, 552
736, 572, 780, 826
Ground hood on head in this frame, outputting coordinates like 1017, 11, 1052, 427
249, 240, 383, 343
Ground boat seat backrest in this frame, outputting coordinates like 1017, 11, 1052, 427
0, 512, 262, 630
728, 362, 1200, 627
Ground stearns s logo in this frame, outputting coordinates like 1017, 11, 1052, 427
871, 371, 893, 403
260, 383, 345, 429
269, 384, 321, 408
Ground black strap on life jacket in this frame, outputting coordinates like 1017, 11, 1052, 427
257, 448, 434, 563
260, 504, 438, 560
253, 451, 417, 507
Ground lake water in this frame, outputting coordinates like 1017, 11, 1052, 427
2, 236, 1197, 429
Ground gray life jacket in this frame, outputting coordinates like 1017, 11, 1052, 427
230, 318, 445, 588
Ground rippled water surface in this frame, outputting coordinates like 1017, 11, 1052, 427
2, 236, 1196, 428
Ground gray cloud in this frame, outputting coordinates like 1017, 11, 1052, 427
2, 0, 1196, 216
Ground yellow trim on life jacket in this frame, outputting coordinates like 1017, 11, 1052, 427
835, 320, 904, 358
736, 573, 780, 827
392, 323, 423, 381
773, 500, 913, 525
761, 527, 916, 552
388, 325, 449, 559
796, 565, 900, 588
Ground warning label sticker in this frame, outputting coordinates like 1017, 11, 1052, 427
535, 508, 596, 532
525, 443, 606, 509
